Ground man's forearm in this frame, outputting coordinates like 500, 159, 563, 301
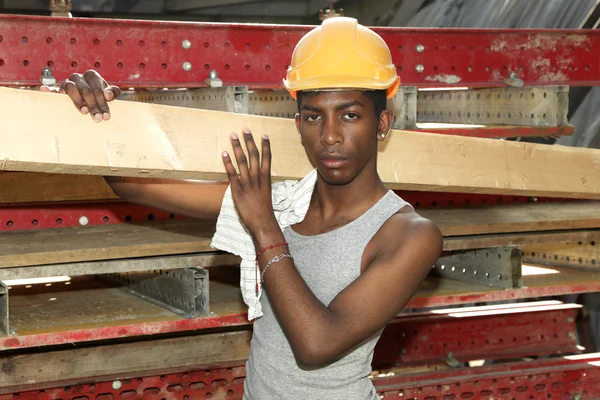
255, 228, 338, 365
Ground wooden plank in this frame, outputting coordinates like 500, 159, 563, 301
444, 229, 600, 251
1, 87, 600, 199
4, 229, 598, 279
1, 202, 599, 269
0, 330, 252, 394
0, 220, 216, 268
426, 201, 600, 236
7, 270, 243, 337
0, 172, 116, 204
9, 276, 177, 336
0, 253, 240, 280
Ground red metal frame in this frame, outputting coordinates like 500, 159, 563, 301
0, 201, 185, 231
0, 195, 572, 232
372, 302, 580, 369
376, 353, 600, 399
0, 14, 598, 89
5, 354, 600, 400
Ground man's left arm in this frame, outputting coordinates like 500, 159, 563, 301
256, 214, 442, 366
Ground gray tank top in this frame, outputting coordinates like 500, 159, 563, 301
243, 190, 413, 399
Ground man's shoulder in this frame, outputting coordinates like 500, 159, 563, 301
375, 207, 443, 255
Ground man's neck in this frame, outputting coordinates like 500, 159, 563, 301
310, 167, 388, 221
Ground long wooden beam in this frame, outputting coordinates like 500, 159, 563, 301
2, 202, 600, 269
1, 87, 600, 199
0, 330, 252, 394
0, 172, 117, 204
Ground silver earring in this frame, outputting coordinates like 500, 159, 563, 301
380, 133, 385, 138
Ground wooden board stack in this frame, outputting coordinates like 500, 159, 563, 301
1, 87, 600, 200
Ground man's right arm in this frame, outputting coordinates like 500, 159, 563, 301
45, 70, 227, 220
105, 176, 228, 220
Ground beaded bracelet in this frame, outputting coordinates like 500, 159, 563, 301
260, 253, 294, 286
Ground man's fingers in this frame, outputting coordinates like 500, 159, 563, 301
222, 151, 240, 188
68, 74, 104, 121
39, 85, 58, 93
84, 71, 111, 121
62, 78, 88, 114
243, 129, 260, 177
104, 85, 121, 101
261, 135, 272, 177
231, 133, 250, 182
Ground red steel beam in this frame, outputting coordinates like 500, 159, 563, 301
4, 354, 600, 400
372, 302, 580, 369
0, 195, 573, 232
0, 301, 580, 361
0, 14, 598, 88
375, 353, 600, 399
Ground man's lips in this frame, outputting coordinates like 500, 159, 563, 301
320, 153, 348, 168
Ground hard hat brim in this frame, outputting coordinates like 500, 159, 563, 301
284, 76, 400, 100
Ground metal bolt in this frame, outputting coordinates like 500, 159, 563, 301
415, 64, 424, 73
205, 70, 223, 88
39, 66, 56, 86
416, 44, 424, 53
78, 216, 89, 226
112, 380, 122, 390
573, 394, 582, 400
182, 62, 192, 71
568, 332, 576, 339
505, 71, 524, 88
8, 327, 16, 335
566, 317, 574, 323
181, 39, 191, 49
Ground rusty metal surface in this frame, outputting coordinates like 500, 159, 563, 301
119, 86, 248, 113
417, 86, 569, 126
522, 240, 600, 270
434, 247, 523, 289
0, 14, 598, 88
373, 301, 580, 369
0, 253, 241, 281
102, 267, 210, 319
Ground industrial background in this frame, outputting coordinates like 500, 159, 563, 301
0, 1, 599, 399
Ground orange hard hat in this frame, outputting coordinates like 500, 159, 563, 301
283, 17, 400, 100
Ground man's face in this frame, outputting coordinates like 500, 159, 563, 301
295, 91, 389, 186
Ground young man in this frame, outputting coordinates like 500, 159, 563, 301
56, 16, 442, 399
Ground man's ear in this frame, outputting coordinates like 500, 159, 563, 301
295, 113, 301, 133
376, 110, 393, 141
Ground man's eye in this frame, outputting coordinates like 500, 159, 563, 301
306, 115, 321, 122
344, 113, 359, 120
